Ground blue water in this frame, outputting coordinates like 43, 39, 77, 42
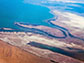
0, 0, 84, 29
0, 0, 54, 29
64, 3, 84, 15
42, 2, 84, 15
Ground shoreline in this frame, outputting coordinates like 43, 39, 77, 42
0, 2, 84, 63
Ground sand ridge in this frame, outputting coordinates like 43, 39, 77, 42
0, 40, 51, 63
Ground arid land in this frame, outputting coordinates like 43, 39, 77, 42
0, 9, 84, 63
0, 40, 51, 63
0, 31, 84, 63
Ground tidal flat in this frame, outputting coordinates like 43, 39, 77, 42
0, 0, 84, 63
0, 31, 84, 63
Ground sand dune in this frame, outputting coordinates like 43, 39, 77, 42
0, 40, 51, 63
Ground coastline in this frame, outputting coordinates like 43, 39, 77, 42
0, 1, 84, 63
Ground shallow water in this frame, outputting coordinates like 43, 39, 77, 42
0, 0, 54, 29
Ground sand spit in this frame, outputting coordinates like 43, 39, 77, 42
0, 28, 14, 30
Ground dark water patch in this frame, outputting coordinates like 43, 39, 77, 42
17, 18, 84, 41
15, 22, 67, 39
47, 18, 84, 41
15, 21, 84, 41
27, 42, 84, 61
47, 17, 70, 31
50, 60, 59, 63
27, 42, 74, 57
68, 33, 84, 41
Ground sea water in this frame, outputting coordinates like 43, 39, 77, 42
0, 0, 54, 29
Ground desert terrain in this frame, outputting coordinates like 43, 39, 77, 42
0, 40, 51, 63
0, 31, 84, 63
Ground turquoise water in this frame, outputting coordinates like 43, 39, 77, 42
0, 0, 54, 29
